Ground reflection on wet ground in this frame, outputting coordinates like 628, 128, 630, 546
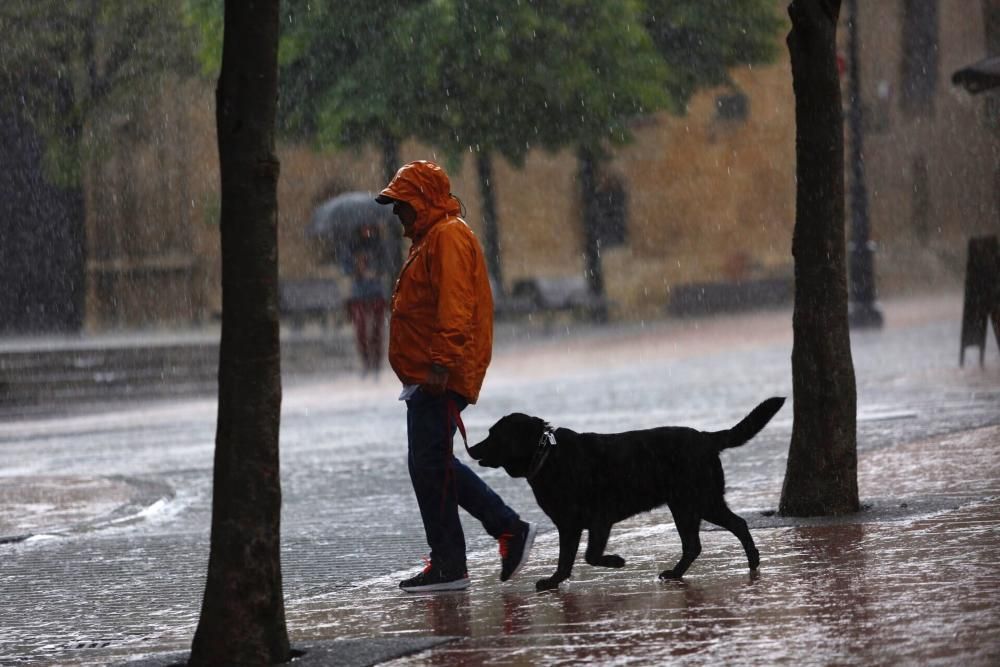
0, 475, 173, 541
288, 425, 1000, 666
1, 297, 998, 665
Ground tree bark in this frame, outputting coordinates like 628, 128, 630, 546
476, 152, 505, 296
779, 0, 860, 517
983, 0, 1000, 227
189, 1, 291, 664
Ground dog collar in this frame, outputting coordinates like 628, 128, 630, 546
527, 428, 557, 480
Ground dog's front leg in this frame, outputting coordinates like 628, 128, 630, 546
536, 525, 582, 592
585, 523, 625, 568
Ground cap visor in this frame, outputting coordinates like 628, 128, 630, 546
375, 194, 395, 205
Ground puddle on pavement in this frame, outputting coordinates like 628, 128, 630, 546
744, 495, 968, 530
0, 475, 175, 542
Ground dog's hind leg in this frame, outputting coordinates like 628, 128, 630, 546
659, 510, 701, 580
585, 523, 625, 568
536, 525, 582, 592
704, 504, 760, 571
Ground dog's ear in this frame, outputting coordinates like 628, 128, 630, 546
507, 414, 552, 457
471, 413, 552, 476
501, 413, 549, 440
528, 415, 553, 438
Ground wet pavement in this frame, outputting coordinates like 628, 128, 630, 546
1, 293, 998, 665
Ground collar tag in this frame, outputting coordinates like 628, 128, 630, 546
528, 429, 557, 480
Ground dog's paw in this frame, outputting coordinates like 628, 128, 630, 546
658, 568, 683, 581
599, 555, 625, 568
536, 577, 562, 592
748, 549, 760, 571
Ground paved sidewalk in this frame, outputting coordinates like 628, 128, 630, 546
1, 292, 998, 665
289, 423, 998, 666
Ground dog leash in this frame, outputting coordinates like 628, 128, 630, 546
447, 398, 473, 458
447, 397, 556, 479
438, 397, 474, 515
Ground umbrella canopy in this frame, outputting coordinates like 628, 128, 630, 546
307, 191, 396, 238
306, 191, 398, 265
952, 56, 1000, 94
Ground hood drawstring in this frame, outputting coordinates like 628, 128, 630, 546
451, 193, 466, 218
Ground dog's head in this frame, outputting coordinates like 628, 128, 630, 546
467, 413, 551, 479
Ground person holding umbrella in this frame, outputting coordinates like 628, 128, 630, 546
307, 191, 396, 376
343, 220, 389, 377
376, 160, 535, 593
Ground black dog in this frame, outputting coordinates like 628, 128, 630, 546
467, 397, 785, 591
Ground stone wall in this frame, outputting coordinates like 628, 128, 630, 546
853, 0, 997, 294
81, 2, 995, 328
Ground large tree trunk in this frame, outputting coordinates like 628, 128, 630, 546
984, 0, 1000, 226
189, 1, 291, 664
779, 0, 860, 517
475, 152, 505, 297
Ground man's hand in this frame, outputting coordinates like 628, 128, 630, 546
423, 364, 449, 395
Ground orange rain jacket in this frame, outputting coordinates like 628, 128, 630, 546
379, 161, 494, 403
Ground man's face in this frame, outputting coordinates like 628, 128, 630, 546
392, 200, 417, 232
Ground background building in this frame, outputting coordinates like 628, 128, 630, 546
3, 1, 993, 332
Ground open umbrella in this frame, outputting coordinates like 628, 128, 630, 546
306, 191, 398, 265
952, 56, 1000, 94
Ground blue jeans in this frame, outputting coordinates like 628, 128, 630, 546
406, 389, 519, 572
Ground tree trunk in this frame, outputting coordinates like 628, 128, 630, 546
381, 132, 403, 282
476, 152, 505, 296
189, 1, 291, 664
577, 146, 608, 322
984, 0, 1000, 226
381, 132, 400, 186
844, 0, 882, 328
0, 111, 83, 333
779, 0, 860, 517
54, 80, 86, 333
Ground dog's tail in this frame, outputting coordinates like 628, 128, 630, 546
714, 397, 786, 451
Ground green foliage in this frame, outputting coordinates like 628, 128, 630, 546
426, 0, 669, 163
180, 0, 784, 163
0, 0, 196, 187
184, 0, 428, 148
183, 0, 224, 76
0, 0, 785, 189
305, 1, 439, 148
642, 0, 785, 108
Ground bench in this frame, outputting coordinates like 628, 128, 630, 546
666, 277, 793, 317
498, 276, 608, 320
279, 279, 344, 330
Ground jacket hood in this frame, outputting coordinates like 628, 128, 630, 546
378, 161, 461, 238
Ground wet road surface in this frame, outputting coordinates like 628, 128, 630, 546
1, 294, 998, 665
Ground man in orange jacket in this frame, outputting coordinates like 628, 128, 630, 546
376, 160, 535, 592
